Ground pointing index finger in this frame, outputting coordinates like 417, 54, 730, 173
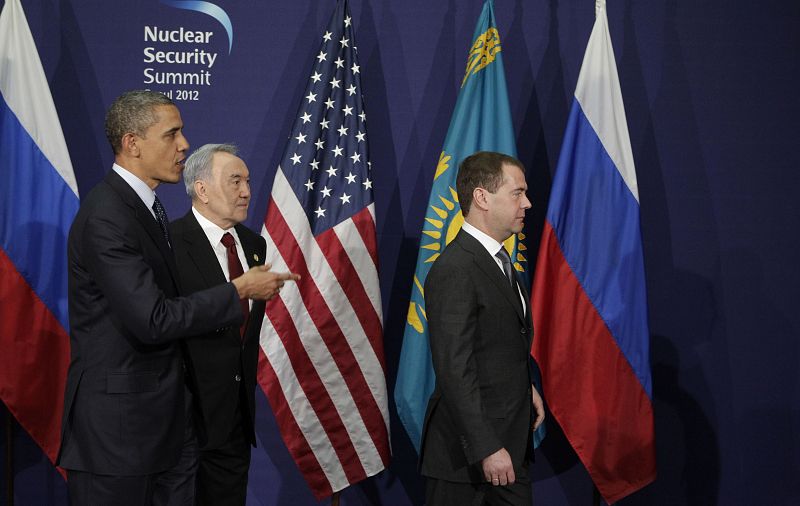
277, 272, 301, 282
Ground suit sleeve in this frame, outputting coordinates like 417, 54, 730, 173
82, 208, 242, 344
426, 261, 503, 465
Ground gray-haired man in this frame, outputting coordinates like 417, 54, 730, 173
170, 144, 291, 506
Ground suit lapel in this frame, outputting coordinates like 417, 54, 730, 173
235, 223, 265, 270
514, 268, 533, 345
176, 212, 228, 288
175, 211, 252, 345
105, 171, 181, 289
456, 230, 526, 324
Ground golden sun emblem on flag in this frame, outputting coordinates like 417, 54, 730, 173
420, 152, 463, 264
462, 27, 502, 87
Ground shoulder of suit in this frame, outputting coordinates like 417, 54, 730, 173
77, 178, 133, 218
428, 238, 472, 280
438, 232, 475, 262
168, 212, 195, 233
235, 223, 266, 248
234, 223, 260, 239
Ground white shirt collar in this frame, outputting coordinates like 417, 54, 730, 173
191, 206, 240, 248
462, 221, 505, 258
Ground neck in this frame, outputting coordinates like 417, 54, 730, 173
116, 156, 158, 190
464, 215, 505, 243
193, 204, 236, 231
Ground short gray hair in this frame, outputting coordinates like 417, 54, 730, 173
183, 143, 239, 199
105, 90, 175, 154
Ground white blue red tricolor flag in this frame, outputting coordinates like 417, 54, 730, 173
532, 1, 656, 503
0, 0, 78, 467
258, 0, 390, 498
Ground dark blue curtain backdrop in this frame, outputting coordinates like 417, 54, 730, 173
2, 0, 798, 504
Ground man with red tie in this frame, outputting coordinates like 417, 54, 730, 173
170, 143, 288, 505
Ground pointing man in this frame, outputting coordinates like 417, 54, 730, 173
57, 90, 297, 506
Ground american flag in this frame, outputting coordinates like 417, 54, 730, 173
257, 0, 390, 498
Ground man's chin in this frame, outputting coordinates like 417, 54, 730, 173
161, 171, 183, 184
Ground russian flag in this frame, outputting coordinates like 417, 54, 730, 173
0, 0, 79, 466
531, 1, 656, 503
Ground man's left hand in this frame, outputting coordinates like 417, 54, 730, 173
532, 386, 545, 430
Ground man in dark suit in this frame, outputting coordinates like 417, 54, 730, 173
420, 151, 545, 506
57, 90, 297, 506
169, 144, 268, 505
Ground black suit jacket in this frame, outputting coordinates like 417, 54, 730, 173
57, 170, 242, 475
419, 229, 535, 483
169, 211, 267, 450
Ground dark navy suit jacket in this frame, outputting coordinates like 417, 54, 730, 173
57, 170, 242, 475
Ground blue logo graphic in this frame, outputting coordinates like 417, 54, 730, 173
160, 0, 233, 54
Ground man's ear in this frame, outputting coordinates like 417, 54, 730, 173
195, 180, 209, 204
120, 133, 138, 157
472, 187, 490, 212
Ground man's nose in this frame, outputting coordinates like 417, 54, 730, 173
522, 194, 532, 209
177, 133, 189, 152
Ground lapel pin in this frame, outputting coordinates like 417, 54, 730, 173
254, 254, 259, 262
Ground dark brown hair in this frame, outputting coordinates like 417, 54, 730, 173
456, 151, 524, 216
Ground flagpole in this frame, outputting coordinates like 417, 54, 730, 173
331, 491, 340, 506
5, 409, 13, 506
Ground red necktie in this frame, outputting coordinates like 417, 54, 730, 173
221, 232, 249, 338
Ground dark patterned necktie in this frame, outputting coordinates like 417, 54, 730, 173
495, 247, 515, 287
496, 246, 524, 313
151, 195, 171, 248
221, 232, 250, 338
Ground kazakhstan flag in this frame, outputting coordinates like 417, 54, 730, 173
394, 0, 532, 452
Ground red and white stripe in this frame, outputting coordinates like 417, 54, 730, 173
258, 167, 390, 498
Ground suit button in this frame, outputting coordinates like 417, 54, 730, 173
234, 374, 241, 382
520, 328, 526, 334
